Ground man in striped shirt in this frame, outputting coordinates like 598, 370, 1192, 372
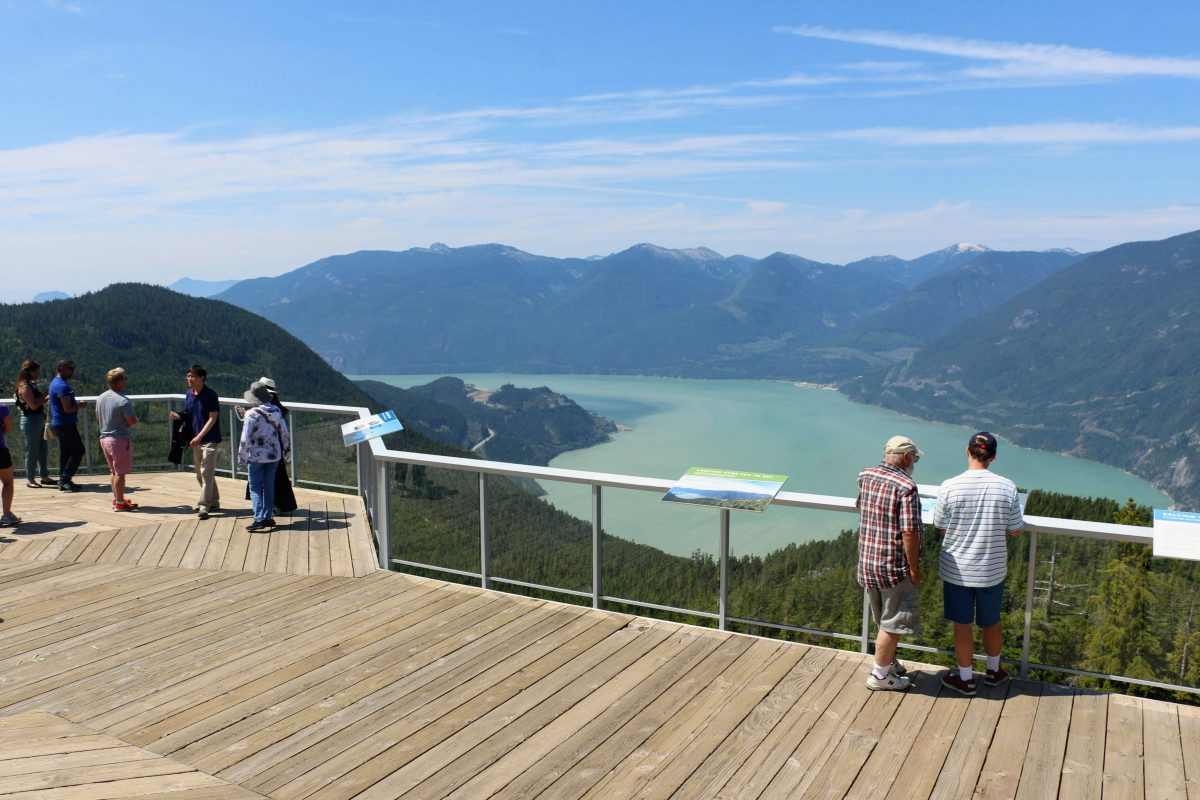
933, 431, 1025, 696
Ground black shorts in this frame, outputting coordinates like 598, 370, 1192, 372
0, 447, 11, 470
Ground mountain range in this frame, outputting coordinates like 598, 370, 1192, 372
215, 241, 1058, 379
211, 230, 1200, 508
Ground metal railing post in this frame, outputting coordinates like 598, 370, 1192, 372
479, 473, 491, 590
718, 508, 730, 631
1021, 531, 1038, 678
861, 590, 871, 654
228, 407, 237, 479
592, 484, 602, 609
81, 411, 93, 473
289, 411, 298, 486
374, 460, 391, 570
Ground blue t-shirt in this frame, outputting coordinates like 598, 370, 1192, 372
184, 384, 222, 444
49, 376, 78, 426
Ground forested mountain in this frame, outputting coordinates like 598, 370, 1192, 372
356, 376, 615, 465
842, 250, 1082, 353
845, 229, 1200, 508
214, 243, 928, 377
0, 283, 377, 407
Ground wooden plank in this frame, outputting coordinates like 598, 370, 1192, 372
715, 652, 862, 800
1104, 694, 1145, 800
345, 497, 378, 576
756, 655, 879, 798
928, 680, 1013, 800
263, 523, 291, 574
95, 527, 140, 564
844, 665, 945, 800
1178, 704, 1200, 800
221, 520, 252, 572
558, 638, 797, 800
973, 680, 1043, 799
138, 522, 180, 568
257, 607, 617, 798
115, 524, 161, 566
156, 519, 199, 568
242, 523, 271, 573
381, 625, 710, 800
1014, 685, 1074, 800
285, 507, 310, 575
307, 502, 332, 577
328, 620, 683, 800
177, 521, 216, 570
328, 500, 356, 578
1141, 698, 1186, 800
56, 531, 103, 563
199, 515, 237, 570
671, 647, 836, 799
1059, 692, 1107, 800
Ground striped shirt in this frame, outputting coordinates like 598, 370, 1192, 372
933, 469, 1024, 588
856, 463, 922, 589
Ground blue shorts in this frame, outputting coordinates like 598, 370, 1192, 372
943, 581, 1003, 627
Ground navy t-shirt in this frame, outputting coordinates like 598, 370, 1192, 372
49, 376, 78, 426
184, 384, 221, 444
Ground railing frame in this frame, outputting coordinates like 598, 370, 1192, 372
3, 394, 1193, 696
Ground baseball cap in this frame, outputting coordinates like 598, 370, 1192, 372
969, 431, 998, 457
884, 435, 924, 459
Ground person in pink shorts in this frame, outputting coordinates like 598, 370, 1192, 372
95, 368, 140, 511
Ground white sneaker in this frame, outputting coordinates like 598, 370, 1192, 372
889, 659, 908, 677
867, 672, 912, 691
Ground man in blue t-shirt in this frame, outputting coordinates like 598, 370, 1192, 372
48, 359, 87, 492
170, 364, 222, 519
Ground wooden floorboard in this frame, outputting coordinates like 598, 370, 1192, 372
0, 472, 1195, 799
0, 473, 379, 579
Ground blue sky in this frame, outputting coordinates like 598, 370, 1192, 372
3, 0, 1200, 300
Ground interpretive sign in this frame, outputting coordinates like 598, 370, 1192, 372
1153, 508, 1200, 561
341, 410, 404, 447
662, 467, 788, 513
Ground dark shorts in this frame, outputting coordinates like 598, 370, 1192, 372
943, 580, 1004, 627
0, 447, 10, 470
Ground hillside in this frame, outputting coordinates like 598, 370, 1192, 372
842, 250, 1082, 353
356, 377, 616, 465
844, 229, 1200, 507
0, 283, 378, 407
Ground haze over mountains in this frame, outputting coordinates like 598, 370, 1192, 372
216, 241, 1072, 380
212, 229, 1200, 508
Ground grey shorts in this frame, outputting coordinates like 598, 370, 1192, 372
866, 577, 921, 635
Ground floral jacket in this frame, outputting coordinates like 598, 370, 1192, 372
237, 403, 291, 466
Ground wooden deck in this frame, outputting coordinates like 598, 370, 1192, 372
0, 473, 378, 578
0, 475, 1196, 798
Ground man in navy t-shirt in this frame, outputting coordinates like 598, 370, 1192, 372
170, 364, 221, 519
48, 359, 87, 492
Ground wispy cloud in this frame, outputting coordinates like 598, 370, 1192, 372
778, 25, 1200, 81
832, 122, 1200, 146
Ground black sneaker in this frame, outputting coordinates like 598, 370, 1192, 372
889, 659, 908, 678
985, 667, 1011, 686
246, 520, 272, 532
197, 506, 209, 520
941, 671, 977, 696
261, 518, 275, 527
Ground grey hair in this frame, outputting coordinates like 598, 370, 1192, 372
883, 452, 909, 467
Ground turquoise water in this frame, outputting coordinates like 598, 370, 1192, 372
365, 373, 1173, 557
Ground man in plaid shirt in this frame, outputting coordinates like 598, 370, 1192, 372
856, 435, 924, 691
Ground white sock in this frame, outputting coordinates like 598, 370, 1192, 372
872, 664, 890, 680
958, 665, 974, 681
986, 655, 1000, 672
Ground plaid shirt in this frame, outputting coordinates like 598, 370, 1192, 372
856, 462, 923, 588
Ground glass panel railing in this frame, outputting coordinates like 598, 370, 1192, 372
288, 408, 358, 491
727, 506, 866, 646
389, 464, 481, 580
488, 480, 592, 600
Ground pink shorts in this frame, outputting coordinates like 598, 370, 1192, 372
101, 437, 133, 476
